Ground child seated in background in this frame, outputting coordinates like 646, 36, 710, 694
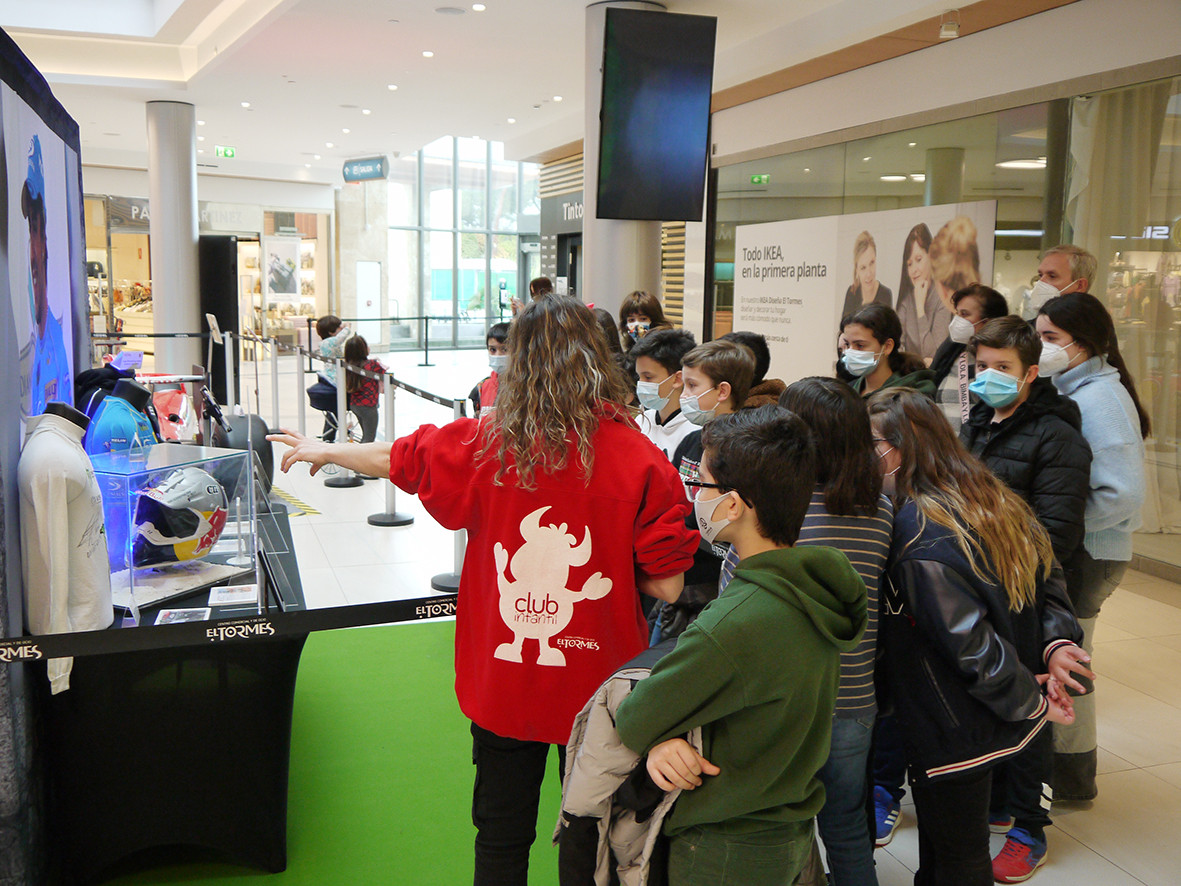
344, 335, 385, 444
630, 328, 698, 459
469, 322, 509, 418
615, 406, 867, 886
316, 314, 350, 385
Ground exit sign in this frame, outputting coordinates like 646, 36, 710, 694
750, 174, 770, 185
215, 145, 236, 159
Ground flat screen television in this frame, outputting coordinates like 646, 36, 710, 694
596, 9, 716, 222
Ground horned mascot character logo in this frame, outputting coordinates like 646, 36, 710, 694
493, 506, 612, 666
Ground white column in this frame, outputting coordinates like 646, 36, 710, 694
924, 147, 965, 206
146, 101, 201, 372
582, 0, 665, 317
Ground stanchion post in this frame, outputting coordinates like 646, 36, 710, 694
270, 337, 280, 432
295, 343, 306, 437
224, 332, 237, 408
431, 398, 467, 592
419, 314, 433, 367
368, 373, 414, 527
324, 357, 363, 488
305, 317, 314, 374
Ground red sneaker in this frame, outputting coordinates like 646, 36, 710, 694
992, 828, 1047, 883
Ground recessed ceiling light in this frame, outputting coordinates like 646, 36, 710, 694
314, 154, 321, 160
996, 159, 1047, 170
862, 156, 871, 162
305, 163, 311, 168
197, 120, 206, 126
553, 95, 563, 102
342, 128, 350, 134
507, 117, 516, 124
197, 135, 205, 141
910, 173, 926, 182
387, 84, 398, 91
880, 174, 908, 182
908, 142, 916, 147
422, 50, 434, 58
197, 148, 205, 154
436, 6, 465, 14
362, 109, 371, 115
240, 101, 251, 108
803, 167, 811, 173
473, 3, 486, 10
326, 142, 334, 148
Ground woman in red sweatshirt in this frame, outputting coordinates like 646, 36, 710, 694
270, 296, 698, 886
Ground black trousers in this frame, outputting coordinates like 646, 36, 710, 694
470, 723, 566, 886
989, 726, 1052, 841
910, 764, 993, 886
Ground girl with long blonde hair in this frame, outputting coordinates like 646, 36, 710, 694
866, 387, 1086, 886
269, 296, 698, 885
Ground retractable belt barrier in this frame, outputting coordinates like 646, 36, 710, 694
0, 594, 458, 663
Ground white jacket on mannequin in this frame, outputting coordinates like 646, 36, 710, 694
18, 408, 113, 693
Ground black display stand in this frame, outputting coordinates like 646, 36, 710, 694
42, 635, 307, 884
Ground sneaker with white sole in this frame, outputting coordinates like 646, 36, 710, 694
989, 813, 1014, 834
873, 785, 902, 847
992, 826, 1047, 883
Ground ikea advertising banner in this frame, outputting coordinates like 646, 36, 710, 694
734, 200, 996, 383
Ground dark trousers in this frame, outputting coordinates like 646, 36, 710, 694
910, 765, 993, 886
471, 723, 566, 886
873, 713, 908, 804
351, 403, 379, 443
989, 727, 1052, 841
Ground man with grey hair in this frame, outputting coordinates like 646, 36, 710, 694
1024, 244, 1097, 318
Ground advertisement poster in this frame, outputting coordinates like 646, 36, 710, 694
734, 201, 996, 383
4, 82, 76, 430
263, 236, 300, 298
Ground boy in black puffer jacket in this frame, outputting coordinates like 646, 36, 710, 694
959, 315, 1092, 883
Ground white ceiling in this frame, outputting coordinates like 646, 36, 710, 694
1, 0, 956, 187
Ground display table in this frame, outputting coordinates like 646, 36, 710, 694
41, 503, 308, 884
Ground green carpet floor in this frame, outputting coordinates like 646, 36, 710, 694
101, 622, 564, 885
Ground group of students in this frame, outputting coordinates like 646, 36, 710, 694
270, 250, 1147, 886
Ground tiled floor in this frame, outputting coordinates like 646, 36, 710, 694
248, 345, 1181, 886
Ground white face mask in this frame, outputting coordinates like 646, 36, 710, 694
488, 354, 508, 372
636, 375, 672, 412
680, 389, 717, 426
1029, 279, 1073, 313
1038, 339, 1076, 376
693, 491, 733, 545
948, 314, 977, 345
841, 348, 880, 378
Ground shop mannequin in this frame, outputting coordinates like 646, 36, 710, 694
19, 401, 114, 693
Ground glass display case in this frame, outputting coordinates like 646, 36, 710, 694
89, 444, 270, 616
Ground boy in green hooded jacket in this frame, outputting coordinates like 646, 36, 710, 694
615, 405, 867, 885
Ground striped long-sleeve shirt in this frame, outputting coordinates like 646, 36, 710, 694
720, 487, 893, 718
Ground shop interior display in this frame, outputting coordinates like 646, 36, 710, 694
238, 239, 319, 348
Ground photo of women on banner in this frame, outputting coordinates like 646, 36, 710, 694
841, 230, 893, 319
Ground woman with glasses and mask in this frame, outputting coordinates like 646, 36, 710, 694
1035, 290, 1150, 803
867, 388, 1085, 886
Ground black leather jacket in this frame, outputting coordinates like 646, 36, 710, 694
880, 499, 1082, 780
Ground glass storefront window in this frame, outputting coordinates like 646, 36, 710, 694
423, 136, 454, 230
460, 232, 488, 345
387, 228, 419, 343
426, 230, 455, 345
388, 154, 419, 227
458, 137, 488, 230
492, 234, 519, 316
1064, 76, 1181, 567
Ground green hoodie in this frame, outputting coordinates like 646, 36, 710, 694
615, 545, 866, 835
852, 367, 936, 398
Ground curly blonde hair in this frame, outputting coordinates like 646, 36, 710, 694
478, 296, 632, 489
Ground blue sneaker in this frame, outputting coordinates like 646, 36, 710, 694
992, 827, 1047, 883
873, 785, 902, 847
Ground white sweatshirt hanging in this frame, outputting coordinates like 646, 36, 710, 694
18, 412, 114, 693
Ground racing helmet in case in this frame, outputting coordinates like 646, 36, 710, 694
132, 466, 229, 567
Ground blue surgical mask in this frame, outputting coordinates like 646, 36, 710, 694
636, 375, 672, 412
680, 389, 716, 426
841, 348, 880, 378
969, 368, 1025, 408
489, 354, 508, 372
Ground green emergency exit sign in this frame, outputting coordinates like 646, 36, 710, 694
215, 145, 236, 159
750, 174, 770, 185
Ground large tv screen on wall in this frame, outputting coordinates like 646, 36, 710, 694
596, 8, 717, 222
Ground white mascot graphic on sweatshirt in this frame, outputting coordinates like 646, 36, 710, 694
493, 506, 612, 666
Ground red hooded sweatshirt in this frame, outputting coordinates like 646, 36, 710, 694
389, 404, 697, 745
